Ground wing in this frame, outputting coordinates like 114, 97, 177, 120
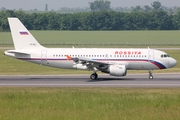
67, 55, 110, 71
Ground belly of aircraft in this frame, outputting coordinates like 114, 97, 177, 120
129, 62, 159, 70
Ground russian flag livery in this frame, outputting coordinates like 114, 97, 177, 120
19, 30, 29, 35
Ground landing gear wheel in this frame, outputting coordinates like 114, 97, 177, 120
149, 75, 153, 79
90, 73, 98, 80
148, 70, 153, 79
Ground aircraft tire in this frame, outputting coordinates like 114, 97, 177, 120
149, 75, 153, 79
90, 73, 98, 80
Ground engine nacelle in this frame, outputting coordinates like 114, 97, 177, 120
73, 64, 88, 70
109, 65, 127, 76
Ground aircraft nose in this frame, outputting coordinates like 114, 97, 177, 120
169, 58, 177, 68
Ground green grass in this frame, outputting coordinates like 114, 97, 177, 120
1, 31, 180, 120
0, 50, 179, 75
1, 31, 180, 47
0, 88, 180, 120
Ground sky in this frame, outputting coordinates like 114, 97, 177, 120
0, 0, 180, 11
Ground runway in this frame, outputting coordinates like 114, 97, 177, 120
0, 74, 180, 87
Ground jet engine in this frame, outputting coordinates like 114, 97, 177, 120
108, 65, 127, 76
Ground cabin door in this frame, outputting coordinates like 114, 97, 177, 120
41, 50, 47, 63
148, 51, 154, 62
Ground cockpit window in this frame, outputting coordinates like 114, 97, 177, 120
161, 54, 170, 58
164, 54, 167, 57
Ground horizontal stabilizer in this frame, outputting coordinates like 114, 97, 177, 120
5, 50, 30, 55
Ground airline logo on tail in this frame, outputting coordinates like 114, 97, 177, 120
19, 30, 29, 35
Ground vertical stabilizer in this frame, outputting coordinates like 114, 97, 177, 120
8, 18, 44, 50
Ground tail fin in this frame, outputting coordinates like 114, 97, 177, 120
8, 18, 44, 50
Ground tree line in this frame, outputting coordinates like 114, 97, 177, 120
0, 9, 180, 31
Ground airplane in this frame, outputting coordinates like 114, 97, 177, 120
4, 18, 177, 80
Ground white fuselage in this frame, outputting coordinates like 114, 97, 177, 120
5, 48, 177, 71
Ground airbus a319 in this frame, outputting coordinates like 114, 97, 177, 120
4, 18, 177, 80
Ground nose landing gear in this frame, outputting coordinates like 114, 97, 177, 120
149, 70, 153, 79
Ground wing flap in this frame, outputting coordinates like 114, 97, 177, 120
74, 57, 109, 69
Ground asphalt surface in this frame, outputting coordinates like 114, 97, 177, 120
0, 74, 180, 87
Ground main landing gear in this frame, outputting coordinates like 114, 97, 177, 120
149, 70, 153, 79
90, 73, 98, 80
